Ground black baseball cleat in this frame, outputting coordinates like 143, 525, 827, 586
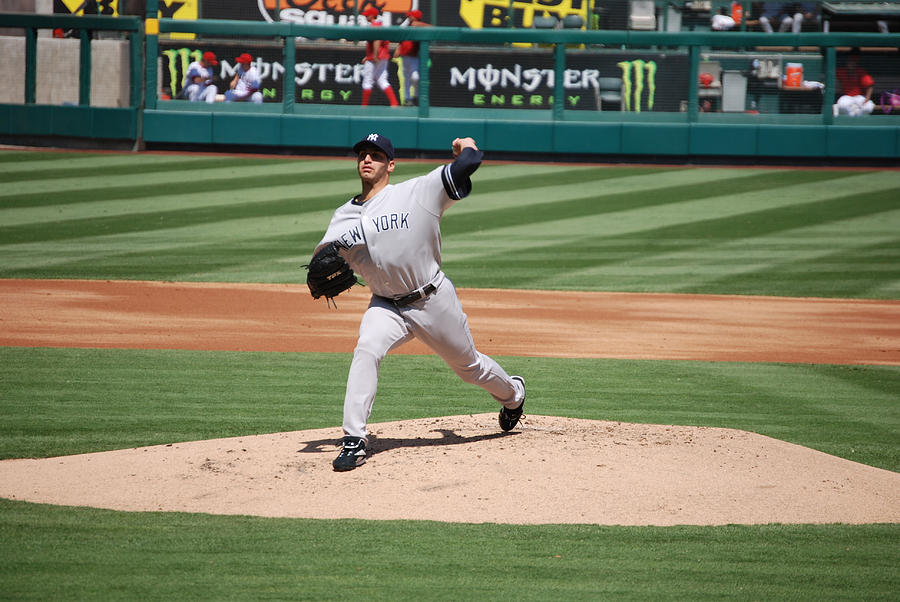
333, 436, 367, 471
499, 376, 526, 432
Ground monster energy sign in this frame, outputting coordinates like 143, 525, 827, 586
159, 41, 688, 112
431, 52, 686, 112
618, 60, 658, 113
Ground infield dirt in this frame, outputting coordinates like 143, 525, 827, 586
1, 279, 898, 525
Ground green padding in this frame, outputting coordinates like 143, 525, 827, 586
280, 115, 350, 148
689, 123, 757, 156
143, 111, 212, 143
418, 119, 487, 151
484, 120, 553, 152
0, 105, 12, 134
826, 126, 899, 158
348, 116, 419, 152
52, 106, 92, 138
91, 108, 137, 139
553, 122, 621, 154
757, 125, 827, 157
8, 105, 53, 136
622, 123, 689, 155
211, 114, 282, 145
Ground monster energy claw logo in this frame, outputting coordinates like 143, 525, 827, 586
164, 48, 202, 97
618, 59, 657, 113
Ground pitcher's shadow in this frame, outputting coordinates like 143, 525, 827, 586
297, 428, 519, 458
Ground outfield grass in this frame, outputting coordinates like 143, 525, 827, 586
0, 151, 898, 600
1, 499, 896, 601
1, 152, 898, 298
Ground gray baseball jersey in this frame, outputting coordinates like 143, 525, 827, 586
319, 165, 453, 298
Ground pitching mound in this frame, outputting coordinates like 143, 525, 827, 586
1, 414, 897, 526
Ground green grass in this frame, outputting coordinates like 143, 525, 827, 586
1, 498, 897, 601
1, 151, 898, 599
2, 348, 897, 471
1, 152, 898, 297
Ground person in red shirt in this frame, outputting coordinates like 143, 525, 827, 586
835, 48, 875, 116
394, 9, 432, 106
360, 8, 399, 107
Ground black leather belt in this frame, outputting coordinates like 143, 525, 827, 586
391, 283, 436, 308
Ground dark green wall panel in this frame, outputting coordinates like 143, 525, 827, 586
0, 105, 12, 134
757, 125, 827, 157
826, 126, 898, 158
280, 115, 350, 148
52, 106, 92, 138
8, 105, 53, 136
690, 123, 757, 156
554, 122, 621, 154
484, 121, 553, 153
143, 110, 212, 143
91, 108, 137, 140
418, 119, 487, 151
622, 123, 689, 155
211, 114, 282, 145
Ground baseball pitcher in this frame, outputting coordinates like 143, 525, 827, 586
307, 133, 526, 471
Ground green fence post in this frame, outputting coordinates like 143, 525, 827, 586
418, 40, 430, 118
687, 43, 699, 123
145, 0, 159, 110
283, 35, 295, 113
822, 45, 835, 125
553, 42, 565, 120
79, 29, 91, 106
130, 28, 143, 108
25, 27, 36, 104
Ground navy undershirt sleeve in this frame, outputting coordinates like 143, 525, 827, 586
440, 147, 484, 200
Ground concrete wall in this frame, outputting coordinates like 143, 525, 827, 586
0, 35, 131, 107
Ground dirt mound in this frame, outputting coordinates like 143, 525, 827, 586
1, 415, 897, 526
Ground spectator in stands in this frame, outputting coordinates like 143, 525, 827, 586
835, 48, 875, 116
394, 9, 432, 105
360, 7, 399, 107
225, 53, 263, 104
182, 51, 218, 104
711, 7, 736, 31
758, 2, 806, 33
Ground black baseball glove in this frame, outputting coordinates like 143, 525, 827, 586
305, 242, 359, 303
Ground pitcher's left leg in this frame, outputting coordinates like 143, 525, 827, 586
406, 279, 524, 409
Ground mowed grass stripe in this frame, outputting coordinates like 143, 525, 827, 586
1, 164, 739, 234
0, 151, 227, 170
453, 166, 776, 216
471, 165, 679, 195
0, 158, 352, 199
464, 186, 897, 282
0, 192, 348, 245
673, 234, 900, 298
0, 214, 335, 276
442, 174, 900, 292
442, 168, 851, 236
0, 156, 268, 184
446, 171, 900, 250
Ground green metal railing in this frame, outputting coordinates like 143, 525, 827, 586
150, 17, 900, 124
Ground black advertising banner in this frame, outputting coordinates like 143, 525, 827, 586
200, 0, 593, 28
202, 0, 430, 24
431, 50, 688, 112
160, 41, 688, 112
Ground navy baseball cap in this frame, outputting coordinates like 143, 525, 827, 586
353, 133, 394, 160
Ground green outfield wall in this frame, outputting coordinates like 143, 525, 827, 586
0, 13, 898, 161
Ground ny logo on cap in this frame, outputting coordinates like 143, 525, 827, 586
367, 133, 379, 142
